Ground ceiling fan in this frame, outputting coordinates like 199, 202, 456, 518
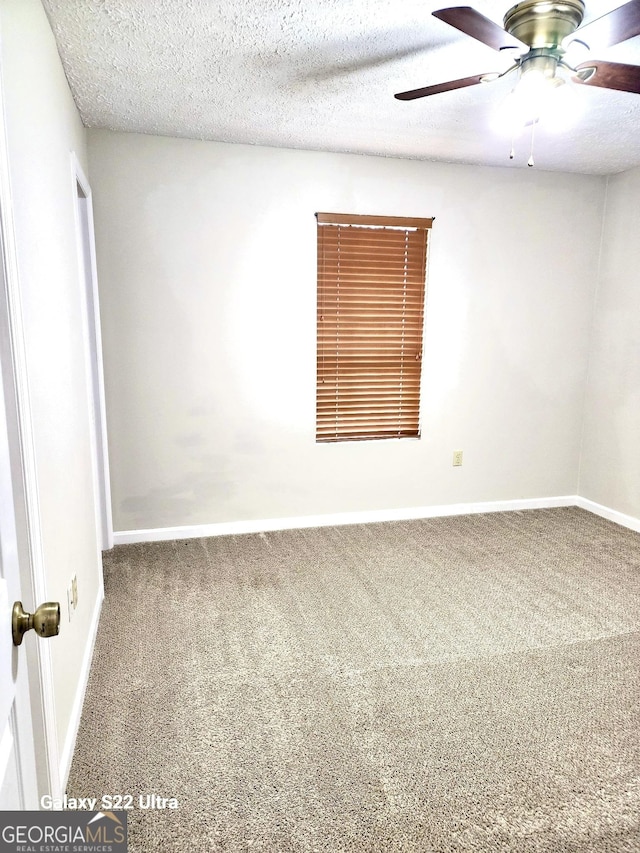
395, 0, 640, 104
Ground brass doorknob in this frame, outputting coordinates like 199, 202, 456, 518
12, 601, 60, 646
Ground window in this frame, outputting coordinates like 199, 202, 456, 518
316, 212, 433, 443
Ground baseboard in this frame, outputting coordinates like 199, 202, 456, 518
113, 495, 579, 545
58, 583, 104, 789
575, 497, 640, 533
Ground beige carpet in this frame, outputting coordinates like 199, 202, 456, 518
67, 507, 640, 852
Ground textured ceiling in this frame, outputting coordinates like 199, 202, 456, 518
41, 0, 640, 174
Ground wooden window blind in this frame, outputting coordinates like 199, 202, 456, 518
316, 212, 433, 443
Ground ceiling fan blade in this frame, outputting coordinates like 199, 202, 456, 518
573, 0, 640, 49
395, 73, 489, 100
573, 59, 640, 93
433, 7, 527, 51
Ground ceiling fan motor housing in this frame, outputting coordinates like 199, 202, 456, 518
503, 0, 585, 48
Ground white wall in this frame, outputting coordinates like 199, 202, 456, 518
88, 129, 605, 533
0, 0, 102, 774
579, 166, 640, 519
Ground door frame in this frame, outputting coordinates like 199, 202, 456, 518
0, 42, 61, 802
71, 153, 113, 553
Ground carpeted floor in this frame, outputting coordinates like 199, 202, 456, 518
67, 507, 640, 852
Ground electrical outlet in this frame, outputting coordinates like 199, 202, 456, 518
453, 450, 463, 467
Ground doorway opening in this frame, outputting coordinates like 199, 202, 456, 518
72, 157, 112, 552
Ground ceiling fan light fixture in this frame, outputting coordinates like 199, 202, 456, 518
515, 66, 561, 114
492, 68, 567, 134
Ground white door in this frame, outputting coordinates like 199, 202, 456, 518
0, 21, 60, 810
0, 347, 39, 809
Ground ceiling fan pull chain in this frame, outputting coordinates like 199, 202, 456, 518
528, 121, 536, 167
